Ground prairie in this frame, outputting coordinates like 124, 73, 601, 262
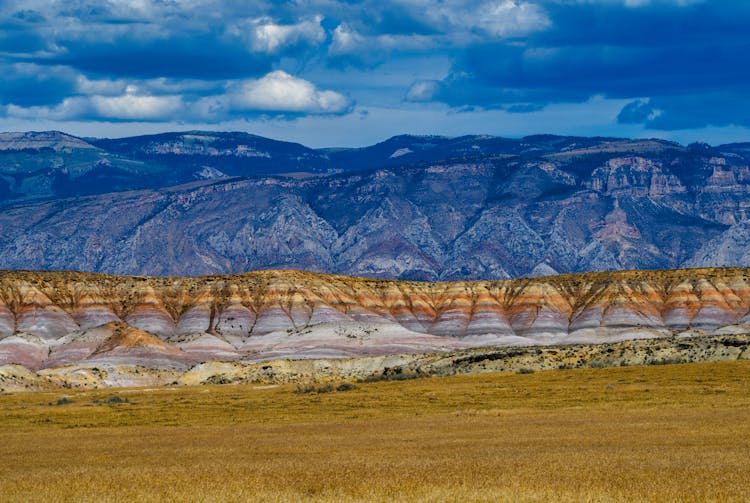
1, 360, 750, 501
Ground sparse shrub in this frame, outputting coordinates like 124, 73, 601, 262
93, 395, 129, 404
589, 360, 608, 369
359, 373, 421, 383
336, 383, 358, 392
651, 357, 686, 366
389, 373, 420, 381
203, 375, 231, 385
55, 397, 73, 406
516, 368, 535, 374
294, 383, 335, 394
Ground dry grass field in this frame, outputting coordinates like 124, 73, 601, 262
2, 361, 750, 502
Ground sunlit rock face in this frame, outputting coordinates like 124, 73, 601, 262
0, 334, 48, 371
215, 305, 256, 339
13, 285, 80, 340
0, 303, 15, 338
123, 287, 176, 339
175, 305, 212, 336
45, 325, 115, 368
0, 268, 749, 371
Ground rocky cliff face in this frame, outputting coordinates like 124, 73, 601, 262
1, 267, 750, 373
2, 132, 750, 278
0, 157, 734, 279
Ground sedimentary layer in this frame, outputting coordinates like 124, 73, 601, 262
1, 267, 750, 374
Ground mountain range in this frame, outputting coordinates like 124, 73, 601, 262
1, 130, 750, 279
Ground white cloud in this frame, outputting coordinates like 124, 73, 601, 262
229, 16, 326, 54
4, 87, 184, 122
74, 75, 127, 96
406, 80, 441, 102
3, 71, 351, 121
557, 0, 704, 5
328, 1, 550, 62
226, 71, 351, 114
329, 24, 366, 56
392, 0, 551, 40
473, 0, 551, 37
622, 0, 703, 5
88, 90, 183, 120
329, 23, 436, 58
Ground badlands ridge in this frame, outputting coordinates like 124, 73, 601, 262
1, 267, 750, 388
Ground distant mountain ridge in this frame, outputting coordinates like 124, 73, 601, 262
1, 130, 750, 279
0, 130, 699, 205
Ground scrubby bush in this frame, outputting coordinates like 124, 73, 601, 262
651, 357, 687, 366
93, 395, 129, 404
203, 375, 231, 385
359, 373, 421, 383
336, 383, 358, 392
294, 383, 336, 394
294, 384, 317, 394
106, 395, 129, 404
516, 368, 535, 374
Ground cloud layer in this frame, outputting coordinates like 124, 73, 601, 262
0, 0, 747, 134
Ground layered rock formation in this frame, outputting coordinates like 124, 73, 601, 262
1, 268, 750, 375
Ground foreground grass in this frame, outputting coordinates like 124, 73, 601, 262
1, 361, 750, 502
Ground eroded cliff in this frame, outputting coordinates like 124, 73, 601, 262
1, 268, 750, 375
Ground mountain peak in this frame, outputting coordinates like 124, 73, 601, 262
0, 131, 96, 151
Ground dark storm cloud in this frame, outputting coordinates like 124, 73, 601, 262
618, 92, 750, 130
0, 64, 78, 107
54, 35, 272, 79
418, 0, 750, 129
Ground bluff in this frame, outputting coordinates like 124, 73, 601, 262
1, 267, 750, 373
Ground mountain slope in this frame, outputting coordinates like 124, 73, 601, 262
0, 154, 735, 278
2, 131, 750, 278
0, 131, 176, 203
90, 131, 332, 177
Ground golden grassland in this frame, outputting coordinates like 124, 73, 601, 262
1, 361, 750, 502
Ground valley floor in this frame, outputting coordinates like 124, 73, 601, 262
1, 361, 750, 501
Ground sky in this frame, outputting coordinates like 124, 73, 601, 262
0, 0, 748, 147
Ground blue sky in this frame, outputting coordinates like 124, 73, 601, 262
0, 0, 748, 147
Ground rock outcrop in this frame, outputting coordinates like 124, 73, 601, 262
1, 268, 750, 375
